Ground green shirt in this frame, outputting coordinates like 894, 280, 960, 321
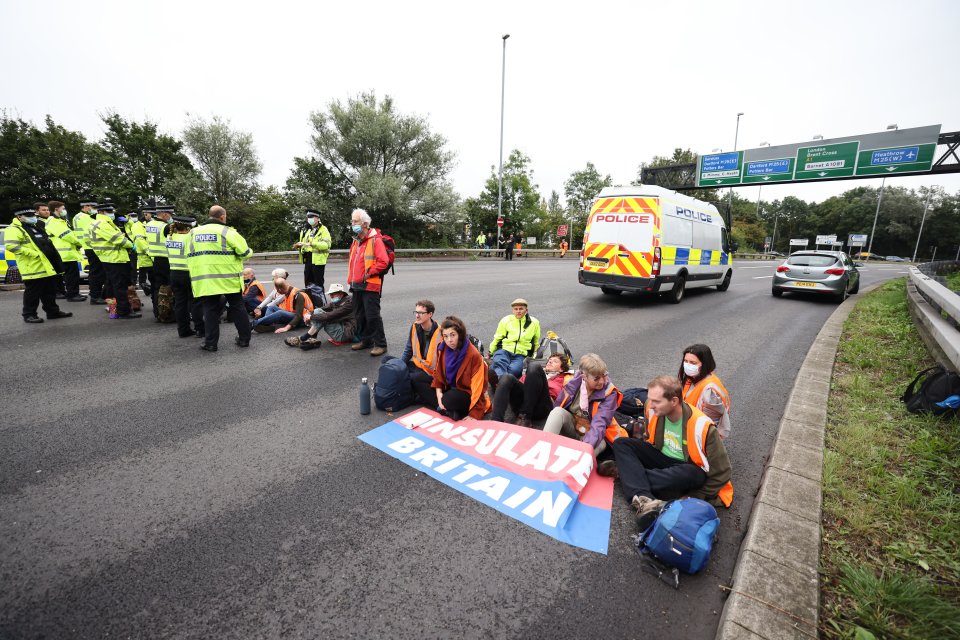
662, 415, 686, 461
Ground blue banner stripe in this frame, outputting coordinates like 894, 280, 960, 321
359, 421, 611, 554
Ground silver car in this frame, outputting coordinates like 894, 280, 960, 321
772, 250, 860, 303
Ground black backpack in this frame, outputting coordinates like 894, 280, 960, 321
900, 365, 960, 416
374, 355, 415, 412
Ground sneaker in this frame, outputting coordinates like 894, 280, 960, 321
631, 495, 665, 528
370, 346, 387, 357
514, 414, 533, 429
300, 337, 323, 351
351, 342, 370, 351
253, 324, 273, 334
597, 460, 619, 479
284, 336, 302, 347
327, 339, 348, 346
118, 312, 142, 319
90, 298, 107, 305
23, 315, 44, 324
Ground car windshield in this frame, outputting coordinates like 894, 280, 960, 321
787, 255, 837, 267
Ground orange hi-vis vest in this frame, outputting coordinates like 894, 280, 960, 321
683, 373, 731, 413
410, 323, 440, 376
555, 382, 629, 444
645, 403, 734, 507
348, 233, 384, 291
244, 279, 266, 302
278, 287, 315, 315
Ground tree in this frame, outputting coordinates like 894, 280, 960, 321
464, 149, 543, 241
284, 156, 356, 248
181, 115, 262, 204
307, 92, 459, 244
96, 113, 195, 210
224, 187, 296, 252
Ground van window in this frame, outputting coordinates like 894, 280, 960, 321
586, 215, 653, 252
721, 228, 730, 253
663, 217, 692, 247
693, 223, 721, 251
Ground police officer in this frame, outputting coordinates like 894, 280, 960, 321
293, 213, 316, 286
4, 206, 72, 323
167, 214, 204, 338
72, 200, 106, 304
145, 203, 174, 320
131, 205, 154, 295
88, 204, 141, 319
188, 205, 252, 351
305, 209, 331, 290
42, 200, 87, 301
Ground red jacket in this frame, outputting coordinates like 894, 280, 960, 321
347, 228, 389, 294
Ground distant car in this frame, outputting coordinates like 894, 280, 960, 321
853, 251, 883, 261
772, 250, 860, 303
885, 256, 907, 262
762, 251, 785, 257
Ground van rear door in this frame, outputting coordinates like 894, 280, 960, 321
583, 196, 658, 279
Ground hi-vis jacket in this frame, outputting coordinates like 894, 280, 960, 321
144, 219, 170, 259
490, 313, 541, 357
187, 220, 252, 297
4, 219, 58, 280
308, 224, 331, 266
402, 321, 440, 376
682, 373, 732, 439
554, 372, 628, 449
166, 230, 192, 271
130, 220, 154, 268
72, 211, 94, 250
347, 228, 389, 294
44, 216, 83, 262
644, 402, 734, 507
277, 286, 315, 324
88, 217, 133, 263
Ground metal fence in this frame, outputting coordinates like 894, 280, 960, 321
907, 261, 960, 371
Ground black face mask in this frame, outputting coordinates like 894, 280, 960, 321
243, 278, 252, 285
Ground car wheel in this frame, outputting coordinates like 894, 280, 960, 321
772, 287, 783, 298
664, 275, 686, 304
717, 270, 732, 292
835, 288, 848, 304
600, 287, 622, 296
849, 277, 860, 294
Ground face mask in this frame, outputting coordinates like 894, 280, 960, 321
351, 224, 362, 234
307, 218, 318, 226
58, 209, 68, 218
683, 362, 701, 378
103, 212, 115, 221
23, 216, 38, 225
331, 295, 344, 304
243, 278, 252, 285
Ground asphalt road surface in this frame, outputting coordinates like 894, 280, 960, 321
0, 259, 908, 639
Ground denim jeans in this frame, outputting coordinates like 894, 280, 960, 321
256, 305, 295, 327
491, 349, 525, 378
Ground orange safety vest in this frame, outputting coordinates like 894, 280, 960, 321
645, 403, 734, 507
683, 373, 731, 413
410, 323, 440, 376
243, 279, 266, 302
555, 382, 628, 443
277, 286, 315, 315
348, 234, 383, 291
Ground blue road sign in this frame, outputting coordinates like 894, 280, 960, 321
870, 146, 920, 166
701, 152, 740, 172
746, 159, 791, 176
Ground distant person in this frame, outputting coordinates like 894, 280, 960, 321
5, 206, 71, 323
678, 344, 732, 439
401, 299, 441, 406
602, 375, 734, 527
490, 352, 572, 427
559, 238, 569, 258
504, 232, 514, 261
348, 208, 390, 357
488, 298, 541, 385
88, 203, 140, 319
431, 315, 491, 420
306, 210, 331, 290
167, 215, 204, 337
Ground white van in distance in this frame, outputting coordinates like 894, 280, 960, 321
578, 185, 734, 303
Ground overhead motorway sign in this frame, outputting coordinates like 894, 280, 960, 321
695, 125, 941, 188
697, 151, 743, 186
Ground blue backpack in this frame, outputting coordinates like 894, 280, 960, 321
374, 355, 415, 412
635, 498, 720, 579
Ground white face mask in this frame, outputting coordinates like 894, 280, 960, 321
683, 362, 701, 378
59, 209, 68, 218
102, 212, 115, 221
23, 216, 38, 225
307, 217, 318, 226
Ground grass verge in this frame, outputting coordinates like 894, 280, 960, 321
821, 279, 960, 639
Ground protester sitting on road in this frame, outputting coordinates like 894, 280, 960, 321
431, 315, 491, 420
543, 353, 627, 456
242, 268, 267, 314
252, 276, 314, 334
490, 352, 572, 428
601, 375, 734, 527
678, 343, 732, 439
487, 298, 541, 389
401, 299, 441, 407
284, 283, 356, 349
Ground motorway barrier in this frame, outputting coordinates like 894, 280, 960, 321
907, 263, 960, 372
247, 248, 778, 261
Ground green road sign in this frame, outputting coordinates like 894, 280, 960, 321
741, 157, 795, 184
697, 151, 743, 187
794, 142, 859, 180
855, 143, 937, 177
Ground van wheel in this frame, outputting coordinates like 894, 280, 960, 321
717, 270, 732, 291
664, 275, 686, 304
600, 287, 622, 296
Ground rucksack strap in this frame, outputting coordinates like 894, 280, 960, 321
901, 365, 944, 403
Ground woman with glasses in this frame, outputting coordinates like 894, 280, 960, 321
431, 316, 491, 420
543, 353, 627, 456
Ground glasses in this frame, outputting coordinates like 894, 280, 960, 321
414, 310, 430, 316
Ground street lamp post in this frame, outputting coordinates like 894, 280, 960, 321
726, 112, 743, 227
497, 34, 510, 252
913, 189, 933, 263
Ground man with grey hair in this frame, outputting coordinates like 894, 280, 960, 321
347, 208, 390, 356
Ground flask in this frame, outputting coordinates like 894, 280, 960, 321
359, 377, 371, 415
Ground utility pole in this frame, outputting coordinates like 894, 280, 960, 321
866, 176, 886, 256
913, 189, 933, 263
497, 34, 510, 253
727, 112, 743, 228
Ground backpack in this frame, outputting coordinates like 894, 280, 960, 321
374, 355, 415, 412
901, 365, 960, 416
534, 330, 573, 365
304, 284, 328, 309
468, 334, 484, 355
619, 388, 648, 417
375, 230, 396, 275
157, 284, 175, 323
634, 498, 720, 578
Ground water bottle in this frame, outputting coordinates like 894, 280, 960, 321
359, 377, 371, 415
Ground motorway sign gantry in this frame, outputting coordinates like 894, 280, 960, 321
795, 142, 859, 181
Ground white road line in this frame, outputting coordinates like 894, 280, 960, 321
753, 275, 774, 279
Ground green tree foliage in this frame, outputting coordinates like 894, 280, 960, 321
223, 187, 295, 252
181, 115, 262, 204
284, 156, 357, 248
307, 92, 459, 244
563, 162, 611, 247
464, 149, 543, 241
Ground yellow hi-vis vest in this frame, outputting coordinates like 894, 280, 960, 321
4, 219, 57, 280
144, 219, 170, 259
88, 217, 132, 264
166, 230, 191, 271
187, 221, 252, 297
130, 220, 154, 268
309, 224, 332, 265
44, 216, 83, 262
72, 211, 94, 250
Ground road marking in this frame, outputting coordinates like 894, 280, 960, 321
753, 275, 774, 279
738, 265, 773, 269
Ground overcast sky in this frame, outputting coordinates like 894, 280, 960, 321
2, 0, 958, 207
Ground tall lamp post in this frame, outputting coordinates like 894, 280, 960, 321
913, 189, 933, 263
867, 124, 899, 257
726, 112, 744, 227
757, 141, 769, 249
497, 34, 510, 252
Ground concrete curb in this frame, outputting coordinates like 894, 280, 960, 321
715, 283, 884, 640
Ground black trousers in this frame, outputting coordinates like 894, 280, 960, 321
138, 265, 153, 294
84, 249, 105, 300
505, 245, 514, 261
200, 292, 251, 347
59, 260, 80, 297
490, 362, 554, 422
408, 364, 436, 406
353, 289, 387, 348
313, 263, 326, 290
151, 257, 171, 319
439, 388, 471, 421
170, 270, 203, 336
303, 261, 316, 287
103, 262, 132, 316
612, 438, 707, 503
22, 275, 61, 318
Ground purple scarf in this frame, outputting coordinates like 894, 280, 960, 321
439, 342, 468, 387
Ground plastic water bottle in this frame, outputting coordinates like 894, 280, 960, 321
359, 377, 371, 415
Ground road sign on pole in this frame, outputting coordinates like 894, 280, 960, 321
557, 224, 568, 237
848, 234, 868, 247
497, 217, 504, 227
789, 238, 808, 247
815, 234, 837, 245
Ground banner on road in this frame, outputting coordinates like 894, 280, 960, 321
358, 409, 614, 553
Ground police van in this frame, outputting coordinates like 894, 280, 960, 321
578, 185, 733, 303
